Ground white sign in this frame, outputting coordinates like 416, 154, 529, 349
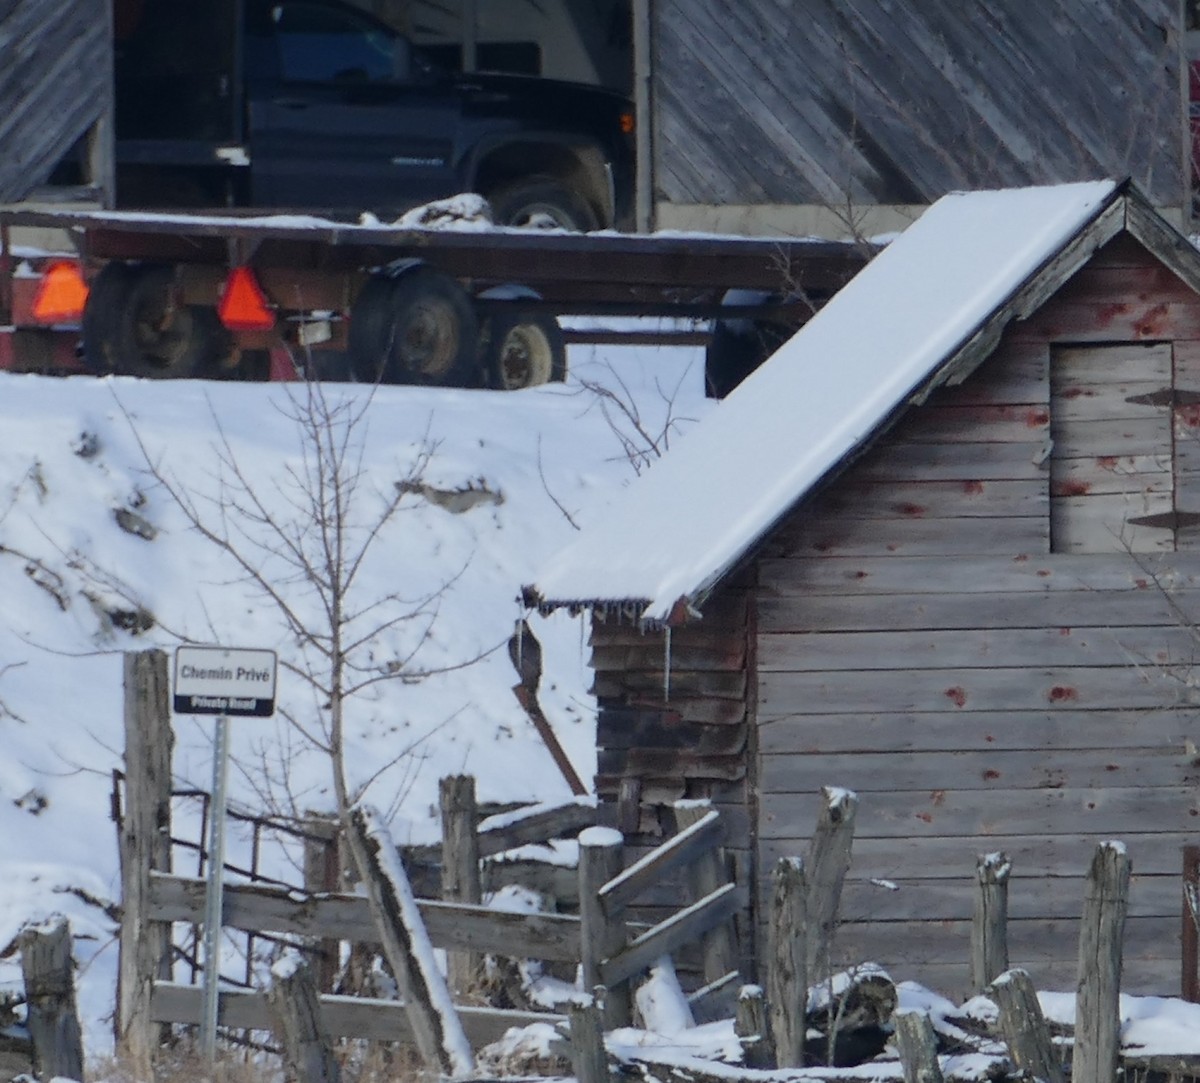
173, 646, 277, 717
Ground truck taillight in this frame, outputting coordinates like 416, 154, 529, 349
619, 110, 635, 135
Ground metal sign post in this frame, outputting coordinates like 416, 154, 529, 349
173, 646, 277, 1063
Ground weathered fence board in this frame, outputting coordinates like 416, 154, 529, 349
601, 882, 739, 987
151, 982, 559, 1048
599, 809, 722, 915
148, 873, 582, 962
404, 798, 598, 864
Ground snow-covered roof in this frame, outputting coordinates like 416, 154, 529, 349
526, 179, 1145, 623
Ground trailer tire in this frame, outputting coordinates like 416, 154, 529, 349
488, 178, 599, 232
349, 268, 478, 386
705, 291, 794, 399
481, 311, 566, 390
83, 263, 228, 378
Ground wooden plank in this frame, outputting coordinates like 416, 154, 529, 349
817, 873, 1183, 924
757, 747, 1195, 795
1050, 454, 1172, 497
757, 785, 1200, 841
756, 625, 1200, 672
1052, 342, 1172, 384
1051, 492, 1174, 554
591, 641, 746, 673
598, 747, 747, 782
599, 810, 723, 915
763, 515, 1048, 559
755, 707, 1195, 755
150, 982, 561, 1048
922, 339, 1048, 408
147, 874, 581, 962
1049, 415, 1173, 458
757, 552, 1200, 596
1024, 300, 1200, 342
809, 479, 1047, 520
757, 664, 1185, 715
1049, 263, 1200, 307
1051, 383, 1170, 424
890, 404, 1050, 444
838, 440, 1051, 482
600, 883, 739, 987
758, 831, 1194, 880
593, 669, 746, 700
401, 799, 599, 863
757, 586, 1200, 633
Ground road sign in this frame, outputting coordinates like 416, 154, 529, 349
173, 646, 277, 717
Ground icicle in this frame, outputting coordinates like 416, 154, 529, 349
514, 605, 525, 671
663, 625, 672, 703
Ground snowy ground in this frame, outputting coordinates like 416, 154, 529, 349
0, 335, 709, 1058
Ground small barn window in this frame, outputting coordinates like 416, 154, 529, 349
1049, 343, 1174, 554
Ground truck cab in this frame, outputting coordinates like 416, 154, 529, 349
113, 0, 635, 230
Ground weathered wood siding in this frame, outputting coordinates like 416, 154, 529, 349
652, 0, 1185, 209
591, 575, 755, 975
0, 0, 112, 201
755, 233, 1200, 996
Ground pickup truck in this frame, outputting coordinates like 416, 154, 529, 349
112, 0, 636, 231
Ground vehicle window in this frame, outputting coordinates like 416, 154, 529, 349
272, 2, 408, 83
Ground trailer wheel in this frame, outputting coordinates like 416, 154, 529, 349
481, 311, 566, 390
349, 268, 478, 386
705, 290, 795, 399
488, 178, 599, 232
83, 263, 228, 378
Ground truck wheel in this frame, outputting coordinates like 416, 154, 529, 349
83, 262, 228, 378
705, 290, 795, 399
481, 311, 566, 390
349, 268, 478, 386
488, 178, 599, 232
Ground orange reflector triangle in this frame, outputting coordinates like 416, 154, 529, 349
32, 260, 89, 323
218, 266, 275, 331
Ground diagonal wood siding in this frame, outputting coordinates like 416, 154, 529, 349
0, 0, 111, 201
653, 0, 1185, 208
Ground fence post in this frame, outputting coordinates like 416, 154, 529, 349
893, 1009, 943, 1083
673, 802, 738, 984
970, 851, 1010, 993
567, 993, 610, 1083
990, 967, 1064, 1083
1075, 841, 1131, 1083
1183, 845, 1200, 1001
302, 812, 340, 993
767, 856, 807, 1069
118, 649, 173, 1079
806, 787, 857, 980
266, 952, 340, 1083
734, 985, 771, 1069
440, 775, 482, 997
20, 917, 84, 1082
578, 827, 630, 1028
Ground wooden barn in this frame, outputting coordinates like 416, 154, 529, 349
0, 0, 113, 203
526, 178, 1200, 996
636, 0, 1192, 236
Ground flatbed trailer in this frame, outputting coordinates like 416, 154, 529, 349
0, 207, 873, 393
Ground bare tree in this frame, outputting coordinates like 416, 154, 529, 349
119, 378, 493, 825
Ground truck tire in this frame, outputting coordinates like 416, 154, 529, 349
488, 178, 599, 232
705, 290, 795, 399
348, 268, 479, 386
83, 262, 228, 378
481, 311, 566, 390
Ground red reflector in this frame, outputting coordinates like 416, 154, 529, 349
218, 266, 275, 331
31, 260, 89, 323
